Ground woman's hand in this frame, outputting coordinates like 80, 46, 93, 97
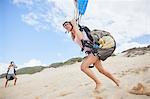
70, 19, 77, 27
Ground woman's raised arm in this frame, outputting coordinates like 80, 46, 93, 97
70, 19, 83, 40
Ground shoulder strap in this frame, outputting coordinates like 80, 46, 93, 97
83, 26, 93, 42
78, 25, 93, 42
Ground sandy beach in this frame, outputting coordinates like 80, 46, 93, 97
0, 53, 150, 99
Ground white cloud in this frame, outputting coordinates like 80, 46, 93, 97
115, 42, 148, 53
12, 0, 33, 6
23, 59, 46, 67
22, 12, 39, 26
12, 0, 150, 52
0, 63, 9, 74
83, 0, 150, 52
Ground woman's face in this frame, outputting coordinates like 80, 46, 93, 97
63, 22, 72, 32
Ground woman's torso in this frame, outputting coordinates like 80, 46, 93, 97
73, 31, 91, 52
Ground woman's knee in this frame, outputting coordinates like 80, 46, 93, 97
80, 64, 88, 72
97, 67, 105, 74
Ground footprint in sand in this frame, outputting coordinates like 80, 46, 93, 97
91, 88, 106, 99
94, 95, 102, 99
129, 83, 150, 96
78, 82, 91, 87
146, 80, 150, 83
94, 88, 106, 94
92, 92, 103, 99
35, 96, 40, 99
58, 91, 73, 97
44, 85, 48, 87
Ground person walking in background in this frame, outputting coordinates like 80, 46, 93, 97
5, 61, 17, 88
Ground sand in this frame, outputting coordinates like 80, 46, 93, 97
0, 54, 150, 99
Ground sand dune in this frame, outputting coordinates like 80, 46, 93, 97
0, 54, 150, 99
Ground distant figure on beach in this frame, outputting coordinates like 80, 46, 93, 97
63, 19, 120, 92
5, 61, 17, 88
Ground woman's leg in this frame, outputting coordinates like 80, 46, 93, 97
94, 60, 120, 87
13, 76, 17, 86
5, 79, 8, 88
81, 54, 101, 90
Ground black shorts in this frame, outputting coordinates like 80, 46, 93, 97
6, 74, 15, 80
85, 47, 115, 61
97, 47, 115, 61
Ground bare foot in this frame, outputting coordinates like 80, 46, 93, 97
95, 83, 101, 93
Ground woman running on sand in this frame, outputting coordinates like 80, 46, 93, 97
63, 19, 120, 92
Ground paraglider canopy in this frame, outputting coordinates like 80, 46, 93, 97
74, 0, 88, 22
77, 0, 88, 15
